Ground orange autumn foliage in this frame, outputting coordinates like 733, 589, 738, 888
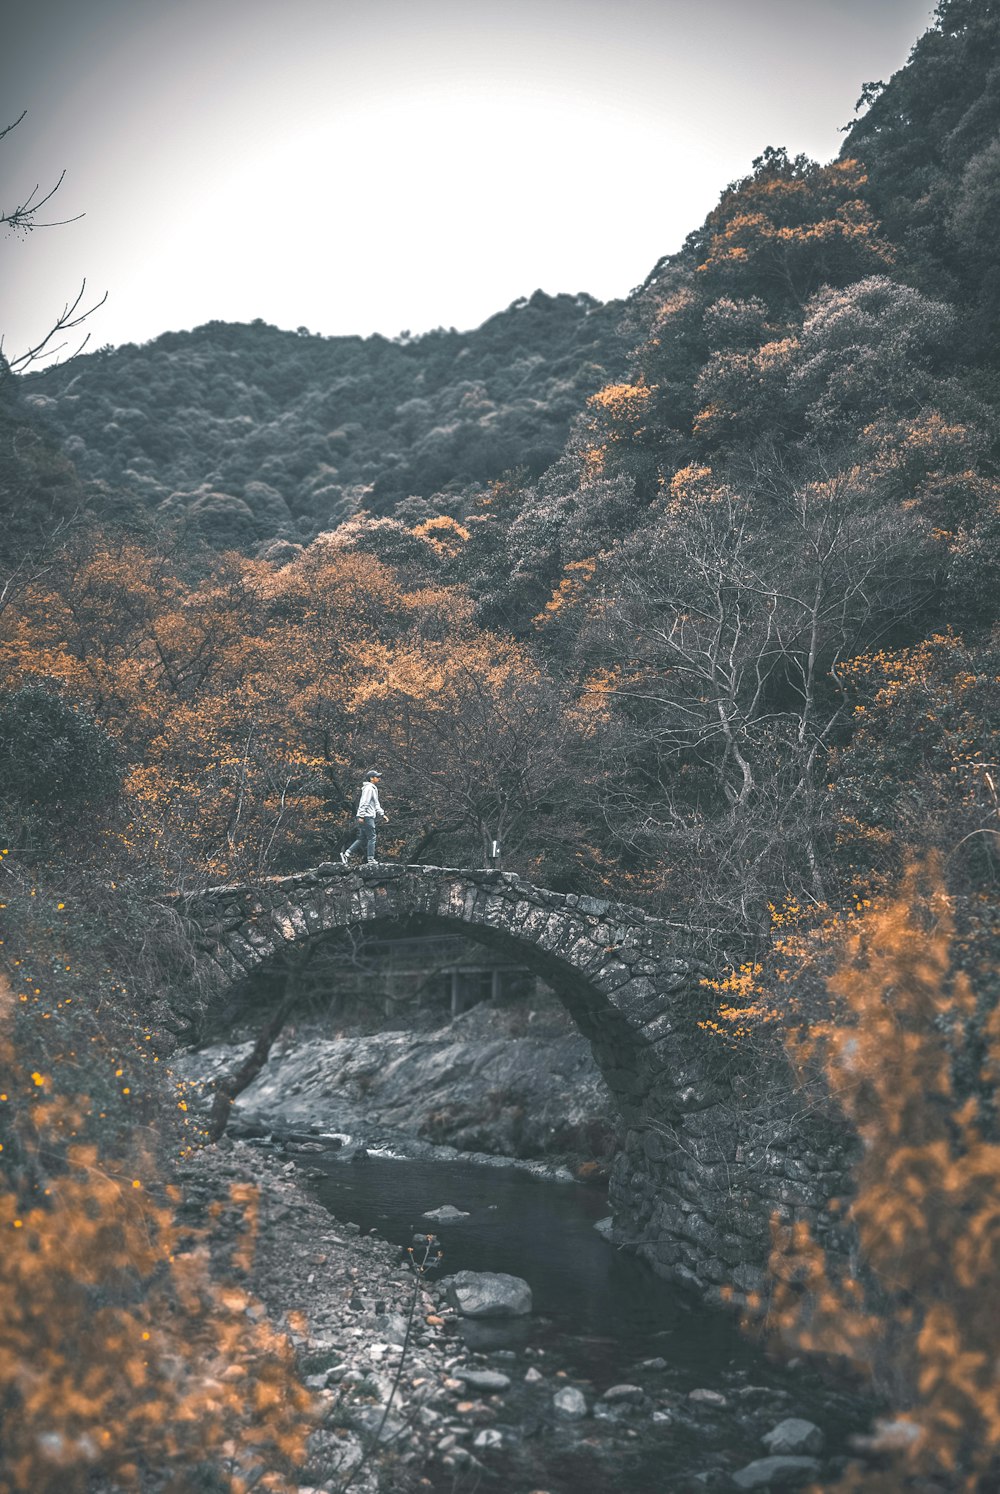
763, 866, 1000, 1490
411, 514, 471, 557
533, 557, 597, 628
581, 381, 657, 479
0, 536, 513, 877
0, 979, 315, 1493
695, 154, 893, 303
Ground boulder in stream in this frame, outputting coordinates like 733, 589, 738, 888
552, 1385, 588, 1420
442, 1270, 532, 1317
688, 1387, 728, 1408
603, 1383, 646, 1403
454, 1367, 511, 1392
423, 1204, 471, 1221
731, 1455, 822, 1489
762, 1417, 825, 1456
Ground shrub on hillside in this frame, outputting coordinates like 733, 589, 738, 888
0, 979, 315, 1493
759, 866, 1000, 1491
0, 683, 120, 810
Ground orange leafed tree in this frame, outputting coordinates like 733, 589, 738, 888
764, 866, 1000, 1490
693, 151, 893, 305
0, 979, 315, 1494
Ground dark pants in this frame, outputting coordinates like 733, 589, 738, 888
345, 816, 376, 862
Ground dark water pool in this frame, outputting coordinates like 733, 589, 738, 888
308, 1152, 756, 1387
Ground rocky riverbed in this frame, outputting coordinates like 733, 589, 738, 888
181, 1136, 876, 1494
172, 993, 883, 1490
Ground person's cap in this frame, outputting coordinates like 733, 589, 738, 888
366, 768, 381, 778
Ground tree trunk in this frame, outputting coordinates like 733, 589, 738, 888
205, 973, 300, 1143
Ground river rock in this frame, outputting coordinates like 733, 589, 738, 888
553, 1385, 588, 1419
603, 1383, 646, 1403
453, 1368, 511, 1392
731, 1455, 822, 1489
372, 1311, 409, 1344
347, 1405, 406, 1443
473, 1428, 503, 1450
688, 1387, 728, 1407
442, 1270, 532, 1317
460, 1316, 532, 1352
524, 1366, 544, 1384
762, 1418, 825, 1456
423, 1204, 471, 1221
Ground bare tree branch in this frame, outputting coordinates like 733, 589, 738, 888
1, 114, 107, 376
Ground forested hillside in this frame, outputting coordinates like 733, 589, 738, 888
20, 290, 624, 543
4, 0, 998, 937
3, 2, 1000, 1487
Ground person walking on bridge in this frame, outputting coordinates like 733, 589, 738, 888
340, 769, 388, 866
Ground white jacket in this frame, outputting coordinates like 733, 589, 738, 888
356, 781, 384, 819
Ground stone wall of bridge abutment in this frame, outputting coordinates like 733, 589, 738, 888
170, 862, 857, 1305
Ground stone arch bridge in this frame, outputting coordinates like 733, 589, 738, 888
174, 863, 851, 1302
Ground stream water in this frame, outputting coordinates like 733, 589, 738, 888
309, 1152, 744, 1381
303, 1148, 869, 1492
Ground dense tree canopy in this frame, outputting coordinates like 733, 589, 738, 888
3, 2, 996, 929
20, 292, 624, 548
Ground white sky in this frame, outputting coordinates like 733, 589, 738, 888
0, 0, 936, 361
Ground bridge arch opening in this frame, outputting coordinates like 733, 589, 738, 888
181, 866, 698, 1130
203, 904, 646, 1102
195, 918, 623, 1166
176, 865, 845, 1301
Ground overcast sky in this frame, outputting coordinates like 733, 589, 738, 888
1, 0, 935, 360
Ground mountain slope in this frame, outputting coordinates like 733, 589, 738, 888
22, 290, 625, 546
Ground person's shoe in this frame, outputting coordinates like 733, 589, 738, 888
339, 851, 350, 866
365, 859, 378, 866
